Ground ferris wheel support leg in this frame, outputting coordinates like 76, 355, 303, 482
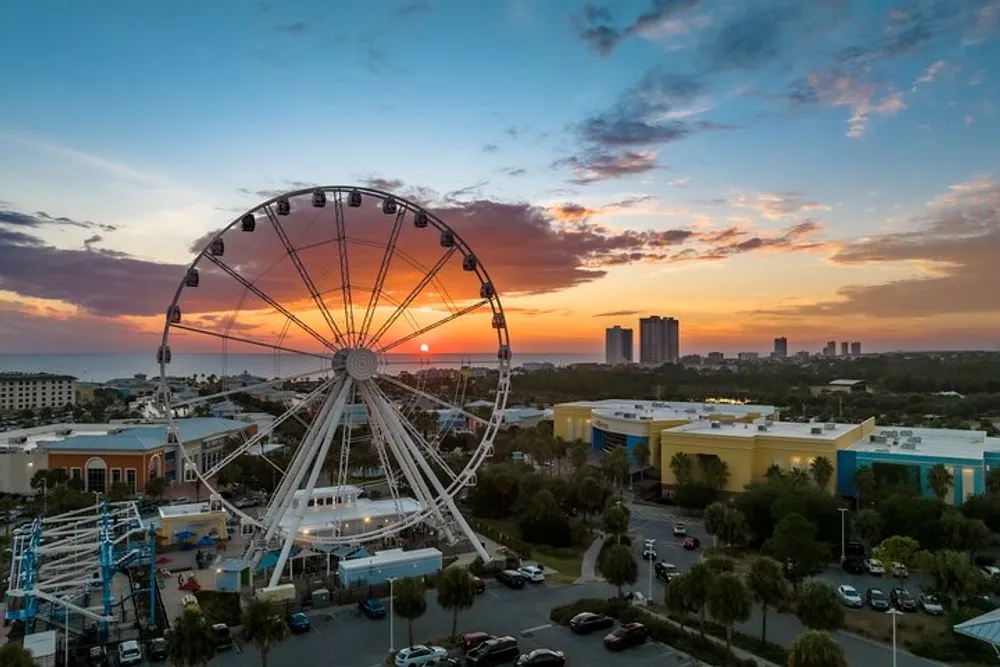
268, 380, 352, 589
376, 392, 491, 563
362, 385, 457, 543
259, 379, 345, 545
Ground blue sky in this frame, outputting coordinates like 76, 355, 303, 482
0, 0, 998, 354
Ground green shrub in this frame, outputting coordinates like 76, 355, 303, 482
193, 590, 241, 626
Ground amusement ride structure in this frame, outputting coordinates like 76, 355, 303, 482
157, 185, 511, 589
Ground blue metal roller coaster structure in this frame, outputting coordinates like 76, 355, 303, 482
4, 499, 158, 639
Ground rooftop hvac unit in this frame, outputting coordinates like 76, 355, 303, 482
757, 425, 768, 432
634, 404, 643, 409
623, 412, 636, 419
873, 435, 888, 444
810, 427, 823, 435
639, 416, 652, 421
684, 408, 697, 414
875, 447, 891, 453
8, 436, 27, 445
908, 436, 922, 444
614, 412, 623, 417
55, 428, 72, 436
765, 419, 774, 426
651, 402, 665, 408
900, 430, 913, 436
869, 434, 877, 442
900, 442, 916, 450
711, 421, 722, 429
108, 428, 125, 435
883, 430, 898, 438
824, 423, 837, 430
703, 405, 716, 412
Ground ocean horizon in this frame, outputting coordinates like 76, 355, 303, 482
0, 352, 603, 383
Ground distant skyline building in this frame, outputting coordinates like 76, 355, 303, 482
639, 316, 680, 365
841, 341, 849, 356
851, 341, 862, 356
604, 326, 633, 366
773, 337, 788, 358
823, 340, 837, 357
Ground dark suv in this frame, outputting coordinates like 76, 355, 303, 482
466, 636, 520, 666
496, 570, 525, 589
890, 588, 918, 612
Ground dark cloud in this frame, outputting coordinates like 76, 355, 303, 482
360, 177, 406, 193
669, 220, 827, 262
705, 5, 800, 72
0, 207, 117, 232
571, 0, 705, 57
398, 1, 431, 17
482, 143, 499, 153
83, 234, 101, 250
553, 150, 660, 184
594, 309, 640, 317
504, 125, 529, 140
275, 21, 308, 34
752, 178, 1000, 318
500, 167, 527, 177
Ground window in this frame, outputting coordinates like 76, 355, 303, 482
125, 469, 137, 493
85, 457, 107, 494
111, 468, 122, 483
71, 467, 82, 480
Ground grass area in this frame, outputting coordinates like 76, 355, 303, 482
475, 517, 586, 584
842, 609, 948, 646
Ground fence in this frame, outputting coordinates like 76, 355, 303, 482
468, 518, 532, 559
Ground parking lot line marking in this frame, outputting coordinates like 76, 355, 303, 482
520, 623, 551, 635
487, 591, 500, 600
311, 624, 323, 636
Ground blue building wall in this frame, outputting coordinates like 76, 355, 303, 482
836, 449, 984, 503
590, 427, 647, 464
338, 553, 443, 588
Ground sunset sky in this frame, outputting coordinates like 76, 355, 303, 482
1, 0, 999, 358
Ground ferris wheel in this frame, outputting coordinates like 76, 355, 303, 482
156, 185, 511, 585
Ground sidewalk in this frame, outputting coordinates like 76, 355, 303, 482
574, 534, 605, 584
641, 607, 782, 667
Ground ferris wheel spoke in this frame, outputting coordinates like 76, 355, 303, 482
204, 254, 340, 354
359, 207, 406, 344
366, 381, 490, 561
263, 203, 349, 348
167, 366, 334, 409
360, 382, 458, 543
331, 192, 357, 347
365, 247, 458, 348
353, 392, 408, 527
370, 382, 460, 484
375, 373, 491, 427
169, 323, 332, 362
378, 299, 490, 354
201, 378, 337, 479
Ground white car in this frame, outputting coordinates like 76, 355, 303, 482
672, 523, 686, 537
891, 562, 909, 578
981, 565, 1000, 579
117, 640, 143, 666
518, 565, 545, 583
864, 558, 886, 576
837, 584, 864, 608
394, 645, 447, 667
642, 547, 657, 560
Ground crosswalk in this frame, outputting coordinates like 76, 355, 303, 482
628, 502, 698, 526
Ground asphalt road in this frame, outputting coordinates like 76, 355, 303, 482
627, 501, 945, 667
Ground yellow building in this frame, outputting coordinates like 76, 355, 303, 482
157, 500, 228, 546
553, 399, 776, 467
659, 417, 878, 493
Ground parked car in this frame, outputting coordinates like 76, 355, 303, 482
891, 562, 910, 579
518, 565, 545, 583
147, 637, 168, 661
569, 612, 614, 634
837, 584, 864, 608
496, 570, 526, 589
603, 622, 647, 650
213, 623, 235, 650
867, 587, 890, 611
672, 523, 686, 537
842, 558, 865, 575
890, 588, 918, 612
360, 599, 386, 619
682, 537, 700, 550
981, 565, 1000, 579
654, 561, 681, 582
287, 611, 311, 633
466, 636, 520, 666
919, 594, 945, 616
424, 659, 460, 667
514, 648, 566, 666
394, 645, 448, 667
87, 646, 109, 667
641, 546, 657, 560
472, 576, 487, 593
864, 558, 886, 576
117, 641, 143, 667
463, 631, 494, 652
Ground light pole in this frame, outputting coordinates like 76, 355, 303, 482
388, 577, 397, 653
838, 507, 849, 562
647, 539, 656, 599
887, 608, 903, 667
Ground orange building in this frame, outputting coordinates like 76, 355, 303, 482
41, 418, 255, 494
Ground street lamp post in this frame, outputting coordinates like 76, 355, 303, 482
647, 539, 656, 599
887, 608, 903, 667
838, 507, 850, 562
388, 577, 397, 653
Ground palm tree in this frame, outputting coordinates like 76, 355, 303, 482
683, 561, 713, 632
632, 442, 651, 472
600, 503, 629, 544
809, 456, 834, 492
240, 598, 288, 667
853, 509, 883, 547
788, 630, 848, 667
568, 440, 588, 471
699, 455, 729, 492
746, 556, 788, 642
764, 464, 783, 481
795, 580, 844, 631
436, 567, 477, 638
703, 502, 727, 547
393, 576, 427, 647
669, 452, 694, 486
706, 573, 752, 652
165, 609, 217, 667
598, 544, 638, 598
601, 447, 630, 492
851, 466, 877, 506
927, 463, 954, 501
0, 642, 35, 667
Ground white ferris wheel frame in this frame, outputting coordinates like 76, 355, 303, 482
156, 185, 511, 582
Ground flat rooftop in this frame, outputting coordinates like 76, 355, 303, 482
848, 426, 1000, 460
667, 419, 860, 440
158, 502, 227, 519
2, 418, 252, 453
284, 497, 422, 532
561, 399, 776, 423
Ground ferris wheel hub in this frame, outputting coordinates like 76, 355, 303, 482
342, 347, 379, 381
